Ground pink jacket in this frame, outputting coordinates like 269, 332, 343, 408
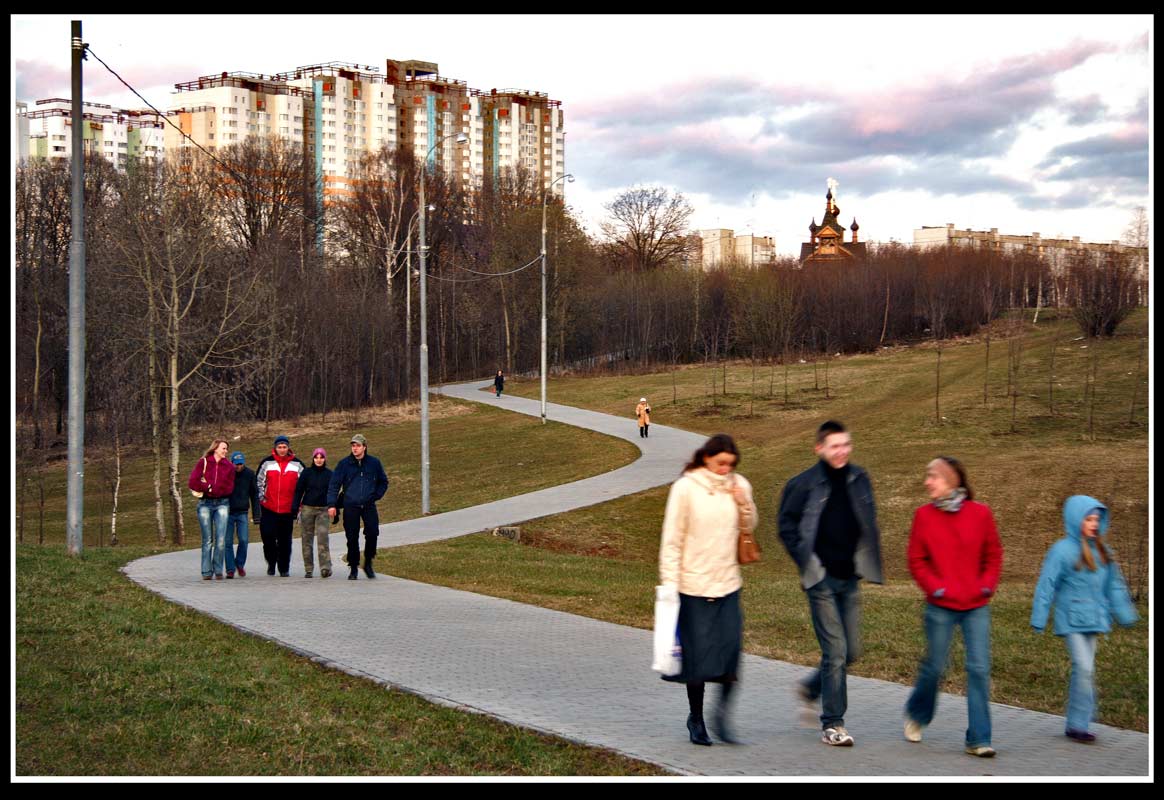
188, 455, 236, 499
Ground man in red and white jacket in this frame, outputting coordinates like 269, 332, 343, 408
256, 434, 305, 577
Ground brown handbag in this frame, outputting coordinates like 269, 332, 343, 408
735, 479, 761, 564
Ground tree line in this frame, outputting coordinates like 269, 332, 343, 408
15, 141, 1143, 544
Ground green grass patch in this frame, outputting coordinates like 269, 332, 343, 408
15, 545, 665, 776
390, 310, 1149, 731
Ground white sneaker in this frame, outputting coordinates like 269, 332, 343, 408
965, 745, 996, 757
822, 726, 854, 746
905, 718, 924, 742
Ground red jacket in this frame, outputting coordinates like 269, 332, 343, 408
908, 500, 1003, 611
256, 450, 306, 515
188, 455, 236, 499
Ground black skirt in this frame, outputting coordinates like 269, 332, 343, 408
662, 589, 742, 684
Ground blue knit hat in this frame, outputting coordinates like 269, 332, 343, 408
273, 434, 290, 447
230, 451, 246, 465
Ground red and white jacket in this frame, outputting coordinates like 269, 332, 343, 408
256, 450, 306, 515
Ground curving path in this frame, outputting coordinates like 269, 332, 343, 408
124, 379, 1149, 777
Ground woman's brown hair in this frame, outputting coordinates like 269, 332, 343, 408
683, 433, 740, 474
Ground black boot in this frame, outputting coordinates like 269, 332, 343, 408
687, 714, 713, 746
711, 683, 739, 743
363, 555, 376, 579
348, 566, 359, 580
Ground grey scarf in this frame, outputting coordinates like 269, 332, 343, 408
933, 487, 968, 513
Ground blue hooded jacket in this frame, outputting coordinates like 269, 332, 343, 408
1030, 495, 1139, 635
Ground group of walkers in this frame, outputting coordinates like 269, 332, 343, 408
188, 433, 388, 582
658, 421, 1139, 754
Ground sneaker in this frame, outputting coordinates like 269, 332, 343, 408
226, 572, 234, 579
237, 566, 246, 577
1066, 729, 1097, 744
267, 565, 276, 576
304, 572, 313, 579
202, 575, 212, 581
905, 718, 924, 743
214, 574, 224, 581
348, 567, 359, 580
279, 572, 289, 577
965, 745, 996, 757
321, 568, 331, 578
822, 726, 854, 746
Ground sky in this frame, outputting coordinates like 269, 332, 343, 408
12, 14, 1153, 256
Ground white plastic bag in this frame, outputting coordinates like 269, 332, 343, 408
651, 585, 682, 675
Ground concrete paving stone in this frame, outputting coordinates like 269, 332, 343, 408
123, 378, 1149, 777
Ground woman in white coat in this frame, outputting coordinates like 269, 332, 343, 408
659, 433, 758, 745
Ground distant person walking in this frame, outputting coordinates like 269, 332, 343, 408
256, 435, 305, 577
903, 456, 1003, 758
1031, 495, 1139, 744
659, 433, 757, 746
494, 370, 505, 397
328, 434, 389, 580
225, 451, 260, 578
636, 398, 652, 438
188, 439, 236, 581
293, 448, 335, 579
777, 420, 883, 747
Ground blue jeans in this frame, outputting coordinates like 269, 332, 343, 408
224, 512, 249, 573
906, 603, 993, 747
1065, 632, 1098, 732
197, 498, 230, 578
801, 574, 862, 728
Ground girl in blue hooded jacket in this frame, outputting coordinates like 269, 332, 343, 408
1030, 495, 1139, 743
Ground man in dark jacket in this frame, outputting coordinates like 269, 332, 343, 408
777, 420, 883, 748
293, 447, 334, 579
225, 451, 260, 578
327, 433, 389, 580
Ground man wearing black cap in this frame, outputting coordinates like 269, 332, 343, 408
327, 433, 389, 580
256, 435, 306, 576
225, 451, 261, 578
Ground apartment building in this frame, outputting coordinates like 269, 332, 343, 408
20, 98, 165, 167
699, 228, 776, 269
161, 58, 566, 206
16, 101, 30, 162
914, 222, 1148, 286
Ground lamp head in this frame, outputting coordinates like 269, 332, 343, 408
454, 132, 468, 144
566, 174, 575, 183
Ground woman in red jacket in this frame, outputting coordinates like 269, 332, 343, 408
902, 456, 1003, 757
189, 438, 236, 580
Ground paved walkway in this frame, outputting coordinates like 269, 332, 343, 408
124, 380, 1149, 777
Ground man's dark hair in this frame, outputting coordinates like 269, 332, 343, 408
816, 420, 847, 444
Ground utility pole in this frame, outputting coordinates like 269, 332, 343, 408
66, 19, 87, 556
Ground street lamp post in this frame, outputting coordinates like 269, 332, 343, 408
540, 173, 574, 424
404, 204, 433, 399
418, 131, 467, 515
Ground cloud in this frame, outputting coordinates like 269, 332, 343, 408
570, 37, 1141, 214
15, 57, 207, 108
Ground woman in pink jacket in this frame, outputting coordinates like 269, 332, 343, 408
903, 456, 1003, 757
189, 438, 236, 580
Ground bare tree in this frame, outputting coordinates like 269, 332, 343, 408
601, 186, 694, 272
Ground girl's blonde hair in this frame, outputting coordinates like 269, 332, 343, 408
203, 438, 229, 460
1076, 538, 1112, 571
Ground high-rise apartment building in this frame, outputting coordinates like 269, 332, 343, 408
20, 98, 164, 167
699, 228, 776, 269
161, 58, 567, 206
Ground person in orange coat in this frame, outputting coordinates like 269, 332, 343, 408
635, 397, 652, 438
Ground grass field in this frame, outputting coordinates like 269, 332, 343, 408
16, 308, 1149, 777
15, 546, 664, 776
385, 309, 1149, 731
